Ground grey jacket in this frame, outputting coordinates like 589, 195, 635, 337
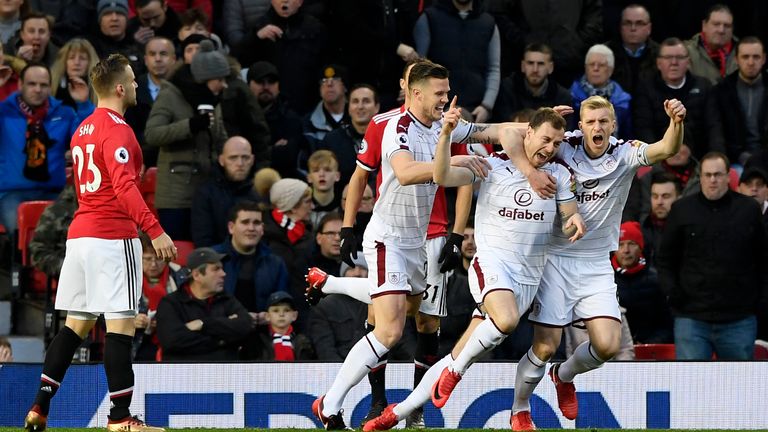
684, 33, 738, 85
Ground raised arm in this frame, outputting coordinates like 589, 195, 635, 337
434, 97, 476, 187
645, 99, 686, 164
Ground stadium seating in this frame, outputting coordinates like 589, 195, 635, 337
173, 240, 195, 267
633, 343, 676, 360
17, 201, 55, 299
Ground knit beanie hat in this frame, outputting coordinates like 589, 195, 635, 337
270, 179, 310, 212
190, 40, 230, 83
97, 0, 128, 20
619, 221, 644, 249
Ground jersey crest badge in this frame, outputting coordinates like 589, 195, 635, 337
114, 147, 130, 164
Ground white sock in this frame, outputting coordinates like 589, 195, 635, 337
322, 275, 372, 304
512, 348, 547, 414
558, 342, 605, 382
450, 318, 507, 375
323, 332, 388, 416
393, 355, 452, 419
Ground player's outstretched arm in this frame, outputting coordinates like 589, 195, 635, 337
152, 232, 177, 261
645, 98, 686, 164
558, 200, 586, 242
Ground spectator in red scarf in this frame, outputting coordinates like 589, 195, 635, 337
684, 4, 737, 85
247, 291, 314, 360
263, 178, 315, 331
613, 221, 673, 343
133, 232, 187, 360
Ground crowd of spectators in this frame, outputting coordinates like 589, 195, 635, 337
1, 0, 766, 362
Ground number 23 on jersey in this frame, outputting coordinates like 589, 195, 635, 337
72, 143, 102, 193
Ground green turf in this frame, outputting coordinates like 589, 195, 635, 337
4, 429, 768, 432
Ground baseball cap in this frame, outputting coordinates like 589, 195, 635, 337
247, 61, 279, 83
267, 291, 295, 309
186, 247, 226, 270
739, 167, 768, 184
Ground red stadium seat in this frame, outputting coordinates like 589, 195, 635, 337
755, 340, 768, 360
636, 166, 652, 178
17, 201, 54, 266
173, 240, 195, 267
728, 167, 739, 191
633, 343, 676, 360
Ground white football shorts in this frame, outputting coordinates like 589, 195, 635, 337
363, 237, 427, 299
468, 250, 538, 317
56, 237, 142, 320
528, 254, 621, 327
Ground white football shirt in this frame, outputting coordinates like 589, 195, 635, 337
549, 130, 650, 257
365, 110, 472, 248
475, 153, 576, 285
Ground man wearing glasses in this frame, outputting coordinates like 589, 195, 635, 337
312, 212, 344, 277
657, 151, 768, 360
606, 4, 658, 96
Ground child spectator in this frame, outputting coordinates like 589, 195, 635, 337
248, 291, 314, 361
306, 149, 341, 229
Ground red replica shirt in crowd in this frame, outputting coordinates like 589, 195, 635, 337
357, 106, 456, 239
67, 108, 163, 240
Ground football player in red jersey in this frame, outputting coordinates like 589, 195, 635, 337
24, 54, 175, 432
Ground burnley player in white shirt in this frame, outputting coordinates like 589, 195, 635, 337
24, 55, 176, 432
312, 60, 517, 430
362, 106, 587, 431
503, 96, 686, 431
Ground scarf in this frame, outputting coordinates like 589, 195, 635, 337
142, 266, 171, 311
18, 95, 52, 182
700, 32, 733, 78
272, 208, 306, 244
611, 254, 646, 275
270, 324, 295, 361
579, 75, 615, 99
661, 161, 693, 188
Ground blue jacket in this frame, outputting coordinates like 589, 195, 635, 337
0, 93, 91, 192
213, 239, 289, 312
570, 78, 633, 138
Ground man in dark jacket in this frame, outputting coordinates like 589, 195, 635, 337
707, 37, 768, 166
247, 61, 306, 179
657, 152, 768, 360
212, 201, 289, 322
493, 43, 571, 122
605, 4, 658, 96
156, 247, 251, 361
191, 136, 259, 247
414, 0, 499, 122
613, 222, 673, 343
234, 0, 327, 114
633, 37, 711, 159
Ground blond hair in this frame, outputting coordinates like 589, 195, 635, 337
579, 95, 616, 121
308, 149, 339, 171
50, 38, 100, 104
253, 167, 281, 198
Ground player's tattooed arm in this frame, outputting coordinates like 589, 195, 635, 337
558, 200, 586, 242
468, 121, 527, 145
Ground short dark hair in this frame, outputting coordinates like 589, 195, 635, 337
20, 62, 50, 83
659, 37, 686, 51
136, 0, 164, 9
524, 43, 553, 58
700, 151, 730, 170
180, 7, 208, 27
703, 3, 732, 22
349, 83, 379, 105
407, 60, 448, 91
529, 107, 566, 132
736, 36, 765, 56
318, 212, 343, 233
90, 54, 130, 98
227, 200, 265, 223
650, 171, 682, 195
21, 10, 52, 30
144, 36, 175, 55
138, 231, 154, 252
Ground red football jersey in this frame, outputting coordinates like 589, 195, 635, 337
67, 108, 163, 240
357, 106, 452, 239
